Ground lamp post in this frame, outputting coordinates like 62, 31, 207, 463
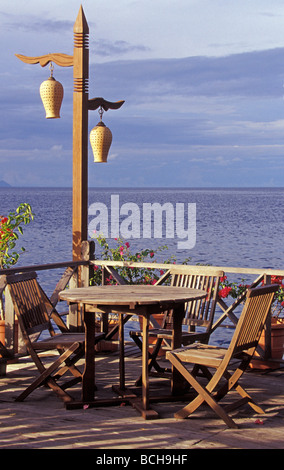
16, 6, 124, 261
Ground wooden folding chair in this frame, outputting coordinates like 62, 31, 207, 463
167, 284, 278, 428
5, 272, 105, 403
130, 268, 223, 383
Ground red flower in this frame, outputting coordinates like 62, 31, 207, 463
218, 286, 232, 298
105, 275, 113, 284
271, 276, 283, 285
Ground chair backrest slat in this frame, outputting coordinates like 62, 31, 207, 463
228, 284, 278, 358
6, 272, 51, 337
166, 268, 224, 333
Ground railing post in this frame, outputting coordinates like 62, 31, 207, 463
81, 240, 95, 287
68, 269, 80, 331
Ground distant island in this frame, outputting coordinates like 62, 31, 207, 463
0, 180, 11, 187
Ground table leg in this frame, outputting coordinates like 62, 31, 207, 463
82, 308, 95, 402
171, 304, 185, 395
135, 313, 160, 419
112, 311, 159, 419
141, 313, 150, 411
119, 313, 125, 390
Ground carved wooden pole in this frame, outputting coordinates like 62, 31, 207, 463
72, 6, 89, 261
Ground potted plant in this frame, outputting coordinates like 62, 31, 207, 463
250, 276, 284, 369
90, 234, 178, 286
0, 203, 34, 359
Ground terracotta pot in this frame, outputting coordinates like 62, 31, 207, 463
95, 319, 119, 352
250, 318, 284, 370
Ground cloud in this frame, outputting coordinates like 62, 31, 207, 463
92, 47, 284, 108
92, 39, 151, 58
1, 12, 73, 33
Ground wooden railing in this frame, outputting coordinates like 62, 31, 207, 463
0, 241, 283, 365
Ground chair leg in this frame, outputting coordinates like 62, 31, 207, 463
218, 368, 265, 414
130, 332, 165, 372
168, 352, 239, 429
15, 343, 81, 403
192, 364, 213, 380
53, 347, 84, 380
138, 344, 168, 386
42, 378, 74, 403
131, 334, 166, 386
16, 374, 74, 403
147, 337, 168, 372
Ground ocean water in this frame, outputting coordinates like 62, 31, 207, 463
1, 186, 283, 345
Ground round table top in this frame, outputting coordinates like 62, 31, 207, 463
59, 284, 206, 307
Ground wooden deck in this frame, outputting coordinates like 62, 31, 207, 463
0, 344, 283, 450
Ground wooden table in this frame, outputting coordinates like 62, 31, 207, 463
59, 284, 206, 419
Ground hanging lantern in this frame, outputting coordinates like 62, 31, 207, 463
39, 63, 64, 119
90, 107, 112, 162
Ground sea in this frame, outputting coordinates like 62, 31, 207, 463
1, 186, 283, 346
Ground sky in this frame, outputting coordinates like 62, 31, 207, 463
1, 0, 284, 187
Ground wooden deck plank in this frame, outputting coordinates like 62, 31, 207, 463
0, 347, 283, 449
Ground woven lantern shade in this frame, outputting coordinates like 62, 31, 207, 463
90, 121, 112, 162
39, 68, 64, 119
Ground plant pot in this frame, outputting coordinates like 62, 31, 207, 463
139, 313, 170, 357
95, 319, 119, 352
250, 318, 284, 370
